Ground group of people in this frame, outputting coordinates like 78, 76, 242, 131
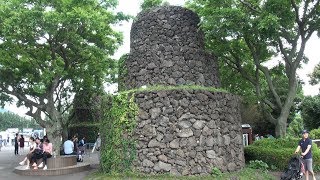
62, 134, 86, 156
19, 135, 53, 170
14, 133, 26, 155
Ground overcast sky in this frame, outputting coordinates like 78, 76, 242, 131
4, 0, 320, 116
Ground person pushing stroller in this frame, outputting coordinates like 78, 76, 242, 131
294, 130, 316, 180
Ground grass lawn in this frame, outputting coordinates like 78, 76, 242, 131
85, 168, 276, 180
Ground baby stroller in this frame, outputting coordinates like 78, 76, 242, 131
280, 156, 304, 180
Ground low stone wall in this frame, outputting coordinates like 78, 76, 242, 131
132, 89, 245, 175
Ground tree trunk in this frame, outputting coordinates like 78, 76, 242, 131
275, 116, 287, 137
62, 126, 68, 143
275, 73, 298, 137
46, 123, 63, 156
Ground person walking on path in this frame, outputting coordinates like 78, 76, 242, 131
14, 133, 19, 155
295, 130, 316, 180
92, 133, 101, 162
19, 135, 25, 154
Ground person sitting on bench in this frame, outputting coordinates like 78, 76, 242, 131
30, 137, 44, 170
38, 139, 52, 170
19, 137, 36, 169
63, 136, 76, 155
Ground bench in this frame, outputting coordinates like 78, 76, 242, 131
14, 155, 90, 176
32, 155, 77, 169
47, 155, 77, 168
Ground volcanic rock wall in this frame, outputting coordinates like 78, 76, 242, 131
123, 6, 220, 90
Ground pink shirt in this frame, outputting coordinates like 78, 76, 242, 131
43, 143, 53, 154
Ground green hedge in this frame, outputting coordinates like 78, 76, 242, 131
244, 138, 320, 170
310, 129, 320, 139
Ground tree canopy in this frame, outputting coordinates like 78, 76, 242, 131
0, 112, 41, 131
188, 0, 320, 137
300, 95, 320, 130
140, 0, 169, 11
0, 0, 125, 151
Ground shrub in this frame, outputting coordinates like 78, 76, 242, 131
100, 92, 138, 174
248, 160, 269, 172
244, 138, 320, 171
211, 167, 222, 177
286, 115, 304, 138
310, 129, 320, 139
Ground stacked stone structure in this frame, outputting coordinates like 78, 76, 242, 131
124, 6, 245, 175
123, 6, 220, 89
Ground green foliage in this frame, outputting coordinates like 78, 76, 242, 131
141, 0, 166, 11
310, 129, 320, 140
309, 63, 320, 85
248, 160, 269, 172
245, 138, 320, 170
118, 54, 129, 92
100, 92, 138, 174
286, 114, 304, 138
0, 112, 41, 131
187, 0, 320, 137
300, 95, 320, 130
0, 0, 124, 150
210, 167, 222, 177
87, 167, 275, 179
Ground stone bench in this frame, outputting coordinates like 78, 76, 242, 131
14, 155, 91, 176
47, 155, 77, 169
14, 162, 91, 176
33, 155, 77, 169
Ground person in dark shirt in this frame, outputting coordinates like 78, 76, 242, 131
294, 130, 316, 180
14, 133, 19, 155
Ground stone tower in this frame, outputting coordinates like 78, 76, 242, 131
123, 6, 220, 90
123, 6, 245, 175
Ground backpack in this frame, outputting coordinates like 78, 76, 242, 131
78, 139, 85, 147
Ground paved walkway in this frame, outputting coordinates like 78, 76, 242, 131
0, 145, 98, 180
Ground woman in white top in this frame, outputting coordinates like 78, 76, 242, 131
19, 137, 36, 169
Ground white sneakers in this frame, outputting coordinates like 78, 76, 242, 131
25, 166, 30, 170
19, 161, 25, 166
43, 165, 47, 170
38, 162, 43, 168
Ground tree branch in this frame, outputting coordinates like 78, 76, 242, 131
239, 0, 261, 13
0, 85, 44, 109
26, 106, 47, 128
243, 36, 283, 108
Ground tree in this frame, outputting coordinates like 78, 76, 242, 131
188, 0, 320, 137
141, 0, 168, 11
287, 114, 304, 138
309, 63, 320, 88
300, 95, 320, 130
0, 112, 41, 131
0, 0, 124, 153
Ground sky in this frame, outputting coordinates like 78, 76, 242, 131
4, 0, 320, 116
